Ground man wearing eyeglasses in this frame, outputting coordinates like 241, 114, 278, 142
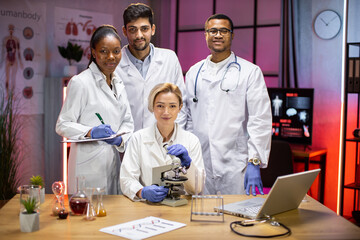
185, 14, 272, 196
115, 3, 187, 132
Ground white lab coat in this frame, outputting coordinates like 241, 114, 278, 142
185, 52, 272, 195
120, 123, 205, 201
56, 62, 134, 195
115, 44, 187, 131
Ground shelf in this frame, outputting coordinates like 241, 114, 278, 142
345, 138, 360, 142
340, 42, 360, 216
344, 183, 360, 190
348, 42, 360, 46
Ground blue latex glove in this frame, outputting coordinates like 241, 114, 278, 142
141, 185, 168, 202
167, 144, 192, 168
244, 162, 264, 196
90, 124, 113, 139
104, 136, 122, 146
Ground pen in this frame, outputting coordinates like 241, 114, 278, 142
95, 113, 105, 124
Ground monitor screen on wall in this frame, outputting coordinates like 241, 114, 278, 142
267, 88, 314, 146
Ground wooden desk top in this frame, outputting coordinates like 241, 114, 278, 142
1, 194, 359, 239
291, 146, 327, 158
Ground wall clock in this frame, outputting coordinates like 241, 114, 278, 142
313, 10, 341, 40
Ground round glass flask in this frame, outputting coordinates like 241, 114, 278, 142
69, 176, 89, 215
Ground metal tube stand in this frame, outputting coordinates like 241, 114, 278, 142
190, 195, 224, 222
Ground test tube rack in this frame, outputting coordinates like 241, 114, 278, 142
190, 195, 224, 222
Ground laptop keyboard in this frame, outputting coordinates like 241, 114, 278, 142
240, 206, 261, 214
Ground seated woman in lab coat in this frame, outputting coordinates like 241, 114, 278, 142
56, 25, 134, 195
120, 83, 205, 202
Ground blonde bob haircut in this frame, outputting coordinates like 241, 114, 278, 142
148, 83, 183, 113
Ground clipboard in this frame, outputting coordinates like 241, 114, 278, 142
61, 132, 129, 143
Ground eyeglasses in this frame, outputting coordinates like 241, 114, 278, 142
127, 26, 151, 34
206, 28, 232, 36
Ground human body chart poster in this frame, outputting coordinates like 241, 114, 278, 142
0, 0, 46, 114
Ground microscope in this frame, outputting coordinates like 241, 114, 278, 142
151, 151, 188, 207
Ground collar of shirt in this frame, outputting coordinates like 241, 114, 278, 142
90, 62, 118, 97
207, 52, 233, 77
154, 123, 178, 159
125, 43, 154, 79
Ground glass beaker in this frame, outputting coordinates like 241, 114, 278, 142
84, 187, 96, 221
95, 187, 106, 217
69, 176, 89, 215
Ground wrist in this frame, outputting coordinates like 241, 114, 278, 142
137, 188, 143, 199
248, 157, 261, 166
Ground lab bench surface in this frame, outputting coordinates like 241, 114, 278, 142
1, 194, 359, 239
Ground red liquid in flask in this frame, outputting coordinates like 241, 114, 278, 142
69, 198, 89, 215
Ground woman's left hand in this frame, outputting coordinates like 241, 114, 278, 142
94, 125, 122, 146
167, 144, 191, 167
104, 136, 122, 146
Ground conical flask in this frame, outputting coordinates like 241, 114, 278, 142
84, 187, 96, 221
95, 187, 106, 217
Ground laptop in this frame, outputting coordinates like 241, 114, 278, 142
214, 169, 320, 219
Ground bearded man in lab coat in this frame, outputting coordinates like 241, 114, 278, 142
115, 3, 187, 131
185, 14, 272, 195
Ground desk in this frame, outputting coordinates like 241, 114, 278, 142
291, 147, 327, 203
1, 194, 359, 239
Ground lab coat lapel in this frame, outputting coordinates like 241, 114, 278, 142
112, 75, 124, 100
143, 127, 160, 157
120, 51, 143, 79
97, 77, 114, 99
90, 64, 115, 100
146, 54, 162, 81
200, 63, 213, 83
89, 63, 109, 96
142, 125, 167, 165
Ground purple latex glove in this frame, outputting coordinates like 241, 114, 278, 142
90, 124, 113, 139
167, 144, 192, 168
104, 136, 122, 146
244, 162, 264, 196
141, 185, 168, 202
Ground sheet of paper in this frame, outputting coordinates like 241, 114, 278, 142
61, 132, 129, 143
99, 216, 186, 239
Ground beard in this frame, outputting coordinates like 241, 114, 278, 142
131, 37, 150, 51
211, 46, 226, 53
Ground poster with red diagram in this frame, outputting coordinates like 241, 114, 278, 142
54, 7, 113, 75
0, 0, 46, 115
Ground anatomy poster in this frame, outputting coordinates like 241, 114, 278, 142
54, 7, 113, 72
0, 0, 46, 115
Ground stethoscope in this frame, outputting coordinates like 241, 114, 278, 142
193, 55, 241, 102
